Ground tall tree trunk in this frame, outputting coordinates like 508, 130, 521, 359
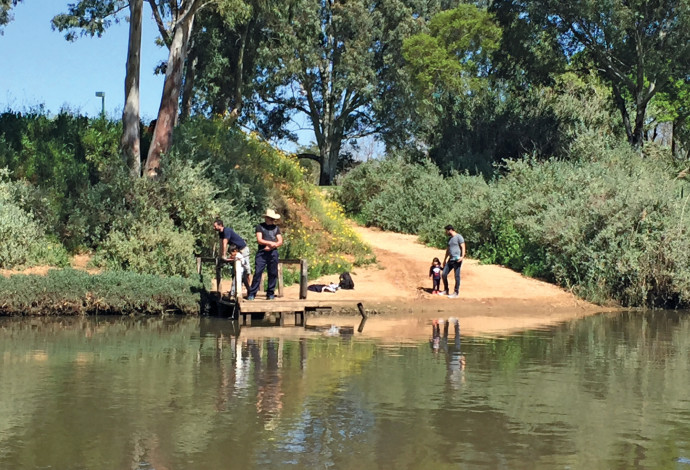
121, 0, 143, 178
318, 141, 332, 186
180, 40, 197, 121
144, 13, 195, 178
227, 22, 249, 124
631, 104, 647, 148
611, 83, 633, 144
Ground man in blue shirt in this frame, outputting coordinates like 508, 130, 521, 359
441, 224, 465, 299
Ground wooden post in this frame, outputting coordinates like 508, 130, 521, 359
357, 303, 367, 333
299, 259, 308, 299
357, 302, 367, 318
234, 258, 242, 300
277, 263, 284, 297
196, 256, 202, 275
215, 257, 221, 293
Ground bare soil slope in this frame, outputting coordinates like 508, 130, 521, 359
276, 225, 608, 336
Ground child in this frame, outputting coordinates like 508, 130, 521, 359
227, 243, 251, 297
429, 257, 442, 294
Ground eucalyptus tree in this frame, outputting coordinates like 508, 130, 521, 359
252, 0, 448, 185
181, 0, 279, 122
53, 0, 234, 179
491, 0, 690, 148
250, 0, 376, 185
143, 0, 215, 178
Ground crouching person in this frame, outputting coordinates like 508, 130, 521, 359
227, 244, 251, 298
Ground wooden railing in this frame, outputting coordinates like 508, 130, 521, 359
196, 256, 308, 301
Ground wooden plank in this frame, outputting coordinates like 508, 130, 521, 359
199, 256, 233, 265
238, 299, 359, 314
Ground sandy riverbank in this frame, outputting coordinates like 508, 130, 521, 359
225, 225, 612, 337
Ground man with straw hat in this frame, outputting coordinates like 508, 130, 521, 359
247, 209, 283, 300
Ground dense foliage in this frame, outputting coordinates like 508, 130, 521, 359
336, 141, 690, 308
0, 169, 69, 269
3, 0, 690, 312
0, 269, 202, 315
0, 112, 371, 285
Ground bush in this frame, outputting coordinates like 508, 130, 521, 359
0, 110, 121, 199
340, 142, 690, 308
0, 269, 202, 315
94, 218, 198, 277
0, 169, 69, 269
336, 157, 458, 234
1, 112, 374, 283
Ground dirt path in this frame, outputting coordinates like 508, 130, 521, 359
275, 225, 608, 336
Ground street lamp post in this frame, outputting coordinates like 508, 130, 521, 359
95, 91, 105, 118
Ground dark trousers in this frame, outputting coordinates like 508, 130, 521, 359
442, 259, 462, 294
432, 278, 441, 291
249, 249, 279, 297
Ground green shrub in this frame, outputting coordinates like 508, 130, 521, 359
0, 269, 202, 315
65, 152, 254, 271
94, 217, 197, 277
0, 169, 69, 269
340, 141, 690, 308
0, 110, 121, 198
1, 112, 373, 283
336, 157, 457, 234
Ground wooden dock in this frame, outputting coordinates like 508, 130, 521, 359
235, 298, 365, 326
197, 255, 366, 327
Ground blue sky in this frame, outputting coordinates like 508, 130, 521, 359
0, 0, 381, 157
1, 0, 167, 121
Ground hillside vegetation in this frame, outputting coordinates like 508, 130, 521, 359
336, 143, 690, 308
0, 112, 372, 314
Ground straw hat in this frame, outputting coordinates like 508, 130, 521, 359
264, 209, 281, 220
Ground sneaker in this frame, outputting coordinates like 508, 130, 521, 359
438, 291, 448, 296
247, 295, 255, 301
267, 294, 275, 300
448, 293, 459, 299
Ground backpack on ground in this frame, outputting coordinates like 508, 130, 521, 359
339, 271, 355, 290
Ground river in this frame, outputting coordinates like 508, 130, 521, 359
1, 311, 689, 469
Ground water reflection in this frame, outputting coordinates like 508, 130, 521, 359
1, 311, 690, 469
431, 317, 466, 390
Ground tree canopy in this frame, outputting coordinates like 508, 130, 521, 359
491, 0, 690, 147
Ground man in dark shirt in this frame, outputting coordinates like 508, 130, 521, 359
247, 209, 284, 300
213, 219, 251, 292
213, 219, 248, 259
